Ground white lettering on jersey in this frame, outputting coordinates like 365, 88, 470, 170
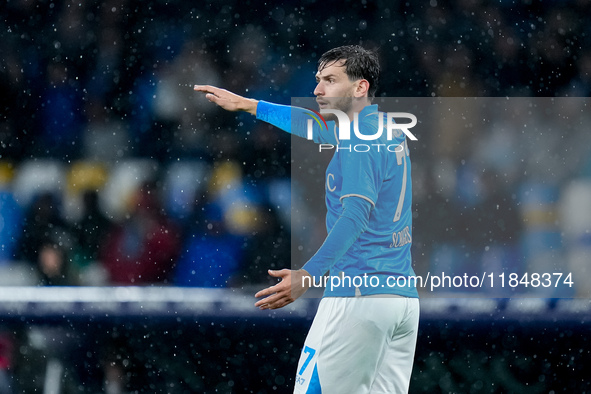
390, 225, 412, 248
326, 173, 336, 192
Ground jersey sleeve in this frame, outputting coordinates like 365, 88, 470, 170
256, 100, 338, 144
302, 196, 372, 278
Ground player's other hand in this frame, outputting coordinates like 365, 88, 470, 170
254, 269, 312, 310
194, 85, 258, 115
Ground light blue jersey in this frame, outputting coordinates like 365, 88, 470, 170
257, 101, 418, 298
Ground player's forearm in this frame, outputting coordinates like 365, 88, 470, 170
256, 100, 294, 134
302, 196, 371, 278
256, 101, 335, 143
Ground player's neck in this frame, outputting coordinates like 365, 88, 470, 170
345, 98, 372, 122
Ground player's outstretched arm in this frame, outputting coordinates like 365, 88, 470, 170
195, 85, 336, 143
194, 85, 258, 115
254, 269, 312, 310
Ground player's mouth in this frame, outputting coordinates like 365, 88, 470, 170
316, 100, 329, 109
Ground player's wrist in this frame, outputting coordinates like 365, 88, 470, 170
243, 98, 259, 115
298, 269, 312, 285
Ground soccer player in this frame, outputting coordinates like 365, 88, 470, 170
194, 45, 419, 394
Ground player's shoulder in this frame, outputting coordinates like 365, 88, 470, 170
357, 107, 383, 128
346, 110, 394, 150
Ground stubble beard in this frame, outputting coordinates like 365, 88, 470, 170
319, 95, 354, 122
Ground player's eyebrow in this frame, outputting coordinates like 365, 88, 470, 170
315, 73, 338, 81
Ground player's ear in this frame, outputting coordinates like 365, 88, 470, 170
354, 79, 370, 98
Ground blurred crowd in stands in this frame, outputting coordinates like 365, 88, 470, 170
1, 0, 591, 294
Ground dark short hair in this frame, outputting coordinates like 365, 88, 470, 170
318, 45, 380, 99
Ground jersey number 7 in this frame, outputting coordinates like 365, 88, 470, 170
393, 140, 409, 223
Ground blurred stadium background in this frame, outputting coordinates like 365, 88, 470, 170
1, 0, 591, 392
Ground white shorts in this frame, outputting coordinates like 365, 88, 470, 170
293, 296, 420, 394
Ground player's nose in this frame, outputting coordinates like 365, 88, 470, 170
313, 82, 324, 96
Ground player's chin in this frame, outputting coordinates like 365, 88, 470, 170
320, 112, 337, 122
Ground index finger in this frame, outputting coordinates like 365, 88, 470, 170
193, 85, 220, 94
254, 284, 278, 299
